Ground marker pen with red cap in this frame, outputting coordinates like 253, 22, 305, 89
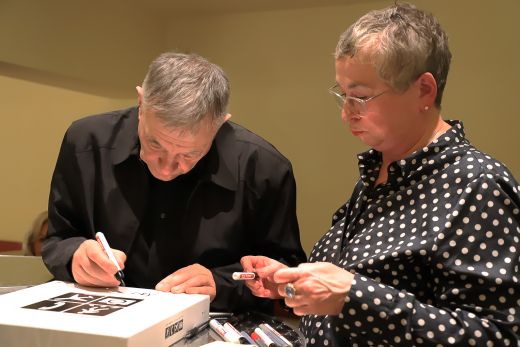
251, 331, 268, 347
240, 330, 258, 345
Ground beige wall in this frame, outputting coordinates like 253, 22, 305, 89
0, 0, 164, 97
1, 74, 134, 242
1, 0, 519, 256
0, 0, 159, 242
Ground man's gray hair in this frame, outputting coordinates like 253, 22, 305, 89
141, 52, 230, 129
335, 3, 451, 107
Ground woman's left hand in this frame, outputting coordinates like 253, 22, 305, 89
273, 262, 355, 316
240, 255, 287, 299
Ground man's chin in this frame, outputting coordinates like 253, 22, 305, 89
150, 171, 180, 182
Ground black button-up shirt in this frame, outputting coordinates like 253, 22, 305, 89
301, 121, 520, 346
42, 107, 306, 312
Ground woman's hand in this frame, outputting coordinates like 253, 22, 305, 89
273, 262, 355, 316
240, 255, 288, 299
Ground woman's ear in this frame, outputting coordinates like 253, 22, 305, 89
417, 72, 437, 110
136, 86, 144, 107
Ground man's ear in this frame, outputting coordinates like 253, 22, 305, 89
212, 113, 232, 133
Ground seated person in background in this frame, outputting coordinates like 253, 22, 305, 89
43, 52, 306, 312
23, 211, 48, 256
241, 3, 520, 345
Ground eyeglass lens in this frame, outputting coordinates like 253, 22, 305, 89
333, 94, 363, 113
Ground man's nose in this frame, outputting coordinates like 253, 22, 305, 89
158, 156, 179, 176
176, 160, 190, 174
159, 155, 190, 176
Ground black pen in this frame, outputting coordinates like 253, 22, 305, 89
185, 319, 210, 339
209, 312, 234, 319
95, 232, 126, 286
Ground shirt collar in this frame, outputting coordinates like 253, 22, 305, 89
112, 107, 238, 191
357, 120, 467, 182
111, 107, 140, 165
203, 122, 238, 191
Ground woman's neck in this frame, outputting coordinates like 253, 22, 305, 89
375, 118, 451, 186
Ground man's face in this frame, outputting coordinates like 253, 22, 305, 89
137, 107, 218, 181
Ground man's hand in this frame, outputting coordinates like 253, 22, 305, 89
155, 264, 216, 301
71, 239, 126, 287
240, 255, 288, 299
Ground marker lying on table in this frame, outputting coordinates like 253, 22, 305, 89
240, 330, 257, 345
209, 312, 234, 319
209, 319, 242, 344
185, 319, 210, 339
95, 232, 125, 287
223, 322, 248, 344
251, 331, 269, 347
232, 272, 257, 280
254, 327, 277, 347
260, 323, 292, 347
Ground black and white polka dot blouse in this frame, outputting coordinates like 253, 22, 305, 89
301, 120, 520, 346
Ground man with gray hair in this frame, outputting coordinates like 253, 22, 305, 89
42, 52, 306, 312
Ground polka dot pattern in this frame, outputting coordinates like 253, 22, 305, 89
301, 121, 520, 346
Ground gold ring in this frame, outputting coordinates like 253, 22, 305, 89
284, 283, 296, 298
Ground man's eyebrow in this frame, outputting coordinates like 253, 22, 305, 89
182, 148, 202, 156
147, 136, 161, 146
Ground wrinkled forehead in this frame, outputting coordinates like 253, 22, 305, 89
141, 106, 214, 136
144, 111, 216, 149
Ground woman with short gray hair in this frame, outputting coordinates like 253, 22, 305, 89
241, 3, 520, 345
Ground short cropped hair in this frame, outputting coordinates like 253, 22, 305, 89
335, 3, 451, 107
141, 52, 230, 129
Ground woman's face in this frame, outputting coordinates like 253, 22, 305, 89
334, 56, 425, 155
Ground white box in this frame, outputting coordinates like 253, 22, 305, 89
0, 280, 209, 347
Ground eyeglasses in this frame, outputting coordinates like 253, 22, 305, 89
328, 84, 387, 114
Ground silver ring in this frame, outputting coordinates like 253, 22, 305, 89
284, 283, 296, 298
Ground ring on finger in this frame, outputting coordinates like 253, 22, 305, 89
284, 283, 296, 298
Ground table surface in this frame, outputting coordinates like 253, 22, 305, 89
0, 255, 53, 286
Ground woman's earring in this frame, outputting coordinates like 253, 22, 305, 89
424, 106, 429, 111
